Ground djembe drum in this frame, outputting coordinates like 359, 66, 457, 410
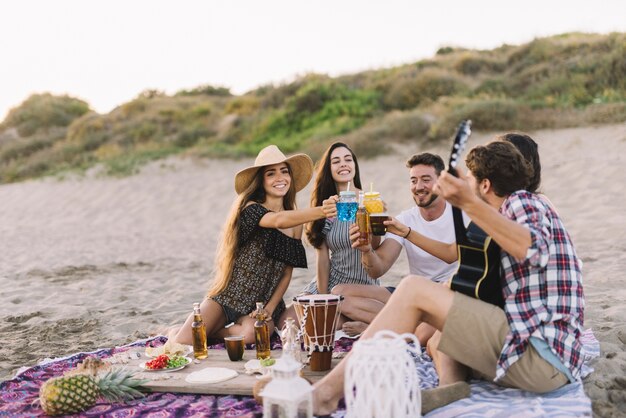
292, 294, 343, 371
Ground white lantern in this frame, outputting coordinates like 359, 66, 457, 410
260, 354, 313, 418
345, 330, 422, 418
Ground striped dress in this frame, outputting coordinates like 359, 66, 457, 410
303, 218, 377, 294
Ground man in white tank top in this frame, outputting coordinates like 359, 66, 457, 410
332, 153, 457, 338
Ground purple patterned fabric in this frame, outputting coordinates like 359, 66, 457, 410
0, 336, 354, 417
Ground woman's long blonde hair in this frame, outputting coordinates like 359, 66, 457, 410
207, 162, 297, 297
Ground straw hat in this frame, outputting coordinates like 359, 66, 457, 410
234, 145, 313, 194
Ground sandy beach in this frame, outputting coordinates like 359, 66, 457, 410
1, 123, 625, 416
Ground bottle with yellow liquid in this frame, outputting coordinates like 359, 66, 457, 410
356, 191, 370, 245
254, 302, 271, 359
191, 302, 208, 359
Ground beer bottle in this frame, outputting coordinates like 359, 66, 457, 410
254, 302, 271, 359
356, 191, 370, 245
191, 302, 208, 359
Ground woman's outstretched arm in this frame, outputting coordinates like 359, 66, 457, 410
259, 196, 338, 229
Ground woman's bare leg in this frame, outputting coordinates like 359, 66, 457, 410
427, 331, 469, 385
171, 298, 226, 345
414, 322, 437, 348
332, 284, 392, 335
340, 296, 386, 324
339, 297, 385, 336
313, 275, 454, 415
332, 284, 392, 303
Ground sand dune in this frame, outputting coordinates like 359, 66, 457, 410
1, 123, 625, 416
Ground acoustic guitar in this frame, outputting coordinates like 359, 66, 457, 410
447, 120, 504, 308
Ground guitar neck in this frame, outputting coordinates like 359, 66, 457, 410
447, 120, 471, 245
452, 206, 468, 246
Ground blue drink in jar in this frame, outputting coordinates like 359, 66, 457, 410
337, 190, 358, 222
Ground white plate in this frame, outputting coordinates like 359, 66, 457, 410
145, 345, 193, 358
186, 367, 238, 384
139, 356, 192, 372
244, 359, 276, 375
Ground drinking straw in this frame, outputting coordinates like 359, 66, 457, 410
370, 182, 374, 193
347, 181, 351, 192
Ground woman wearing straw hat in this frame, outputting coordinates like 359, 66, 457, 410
171, 145, 337, 344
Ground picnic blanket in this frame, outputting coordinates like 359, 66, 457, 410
0, 330, 599, 417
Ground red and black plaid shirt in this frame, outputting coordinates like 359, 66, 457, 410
496, 191, 584, 381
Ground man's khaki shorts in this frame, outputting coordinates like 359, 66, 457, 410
438, 292, 568, 393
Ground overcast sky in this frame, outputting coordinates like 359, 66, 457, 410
1, 0, 624, 120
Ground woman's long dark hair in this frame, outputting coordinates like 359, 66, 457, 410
306, 142, 362, 248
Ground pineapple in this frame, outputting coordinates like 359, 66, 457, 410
39, 368, 147, 416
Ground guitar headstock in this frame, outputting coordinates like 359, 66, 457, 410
448, 120, 472, 176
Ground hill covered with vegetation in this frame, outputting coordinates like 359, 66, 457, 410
1, 32, 625, 183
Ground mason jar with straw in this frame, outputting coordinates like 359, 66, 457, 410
337, 181, 358, 222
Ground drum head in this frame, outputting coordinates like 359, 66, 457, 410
293, 294, 344, 304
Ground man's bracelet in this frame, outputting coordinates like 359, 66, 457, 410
403, 227, 412, 238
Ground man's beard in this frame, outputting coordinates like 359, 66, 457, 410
415, 192, 438, 208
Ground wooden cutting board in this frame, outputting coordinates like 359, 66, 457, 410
127, 349, 339, 396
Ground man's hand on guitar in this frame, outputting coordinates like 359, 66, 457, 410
434, 168, 477, 209
349, 223, 372, 253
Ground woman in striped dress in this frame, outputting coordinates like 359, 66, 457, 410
302, 142, 380, 295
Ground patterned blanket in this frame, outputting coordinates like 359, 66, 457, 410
0, 330, 598, 417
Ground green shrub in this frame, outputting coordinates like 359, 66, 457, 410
190, 104, 212, 118
436, 46, 456, 55
1, 94, 90, 136
225, 96, 260, 115
174, 124, 213, 147
507, 38, 554, 70
598, 42, 626, 91
432, 99, 526, 139
175, 85, 231, 97
256, 74, 329, 109
383, 69, 469, 110
475, 77, 508, 96
385, 110, 431, 140
0, 127, 64, 161
454, 53, 506, 75
241, 80, 380, 152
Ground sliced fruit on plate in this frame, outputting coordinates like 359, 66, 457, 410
144, 355, 190, 370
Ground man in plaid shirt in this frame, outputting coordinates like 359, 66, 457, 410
313, 139, 584, 415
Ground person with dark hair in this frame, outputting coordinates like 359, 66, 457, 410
300, 142, 378, 295
499, 133, 541, 193
335, 152, 458, 337
313, 141, 584, 415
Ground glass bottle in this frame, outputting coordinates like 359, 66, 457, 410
356, 191, 370, 245
191, 302, 208, 359
254, 302, 271, 360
